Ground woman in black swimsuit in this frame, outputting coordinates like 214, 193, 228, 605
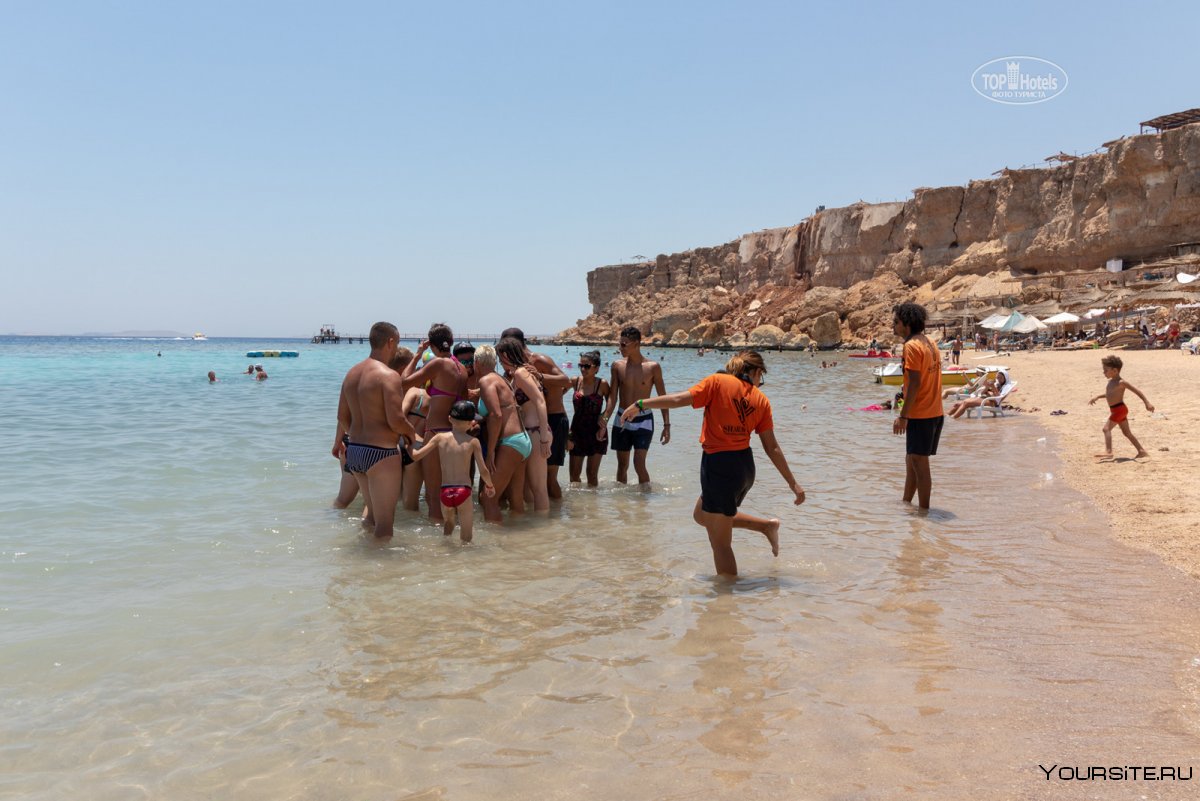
568, 350, 609, 487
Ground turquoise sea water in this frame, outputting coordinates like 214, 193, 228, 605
2, 335, 1199, 800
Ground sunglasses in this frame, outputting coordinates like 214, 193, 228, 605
460, 358, 474, 366
580, 362, 596, 369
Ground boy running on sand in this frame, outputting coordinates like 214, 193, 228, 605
411, 400, 496, 542
1089, 355, 1154, 459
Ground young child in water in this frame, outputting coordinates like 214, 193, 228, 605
411, 400, 495, 542
1088, 355, 1154, 459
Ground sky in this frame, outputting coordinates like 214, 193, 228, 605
2, 0, 1197, 337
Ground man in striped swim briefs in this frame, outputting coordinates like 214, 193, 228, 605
335, 321, 416, 538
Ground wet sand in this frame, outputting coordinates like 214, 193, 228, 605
973, 348, 1200, 578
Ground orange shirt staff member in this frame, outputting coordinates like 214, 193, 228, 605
620, 350, 805, 578
891, 302, 944, 509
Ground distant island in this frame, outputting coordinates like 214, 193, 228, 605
78, 330, 191, 338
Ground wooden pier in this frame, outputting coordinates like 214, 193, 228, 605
311, 325, 366, 344
311, 327, 555, 345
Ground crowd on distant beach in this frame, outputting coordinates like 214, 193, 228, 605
333, 321, 806, 576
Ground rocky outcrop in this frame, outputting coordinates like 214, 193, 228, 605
748, 324, 786, 348
809, 312, 842, 348
560, 122, 1200, 347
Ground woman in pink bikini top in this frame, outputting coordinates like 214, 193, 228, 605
401, 322, 467, 435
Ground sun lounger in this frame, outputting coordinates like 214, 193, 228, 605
966, 382, 1018, 418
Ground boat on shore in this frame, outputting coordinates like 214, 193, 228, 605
873, 363, 1006, 386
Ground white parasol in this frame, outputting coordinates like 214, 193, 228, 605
1042, 311, 1081, 325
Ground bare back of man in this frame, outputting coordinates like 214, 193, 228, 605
338, 344, 413, 538
529, 351, 571, 499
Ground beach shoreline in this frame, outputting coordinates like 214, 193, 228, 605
966, 348, 1200, 579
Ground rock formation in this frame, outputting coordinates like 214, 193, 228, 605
560, 122, 1200, 348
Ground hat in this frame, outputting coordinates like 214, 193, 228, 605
450, 400, 476, 421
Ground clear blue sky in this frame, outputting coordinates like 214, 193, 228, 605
2, 0, 1195, 336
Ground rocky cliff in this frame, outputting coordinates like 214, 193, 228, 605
561, 123, 1200, 348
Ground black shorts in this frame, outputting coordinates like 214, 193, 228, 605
700, 448, 756, 517
612, 411, 654, 452
906, 416, 944, 457
547, 413, 569, 466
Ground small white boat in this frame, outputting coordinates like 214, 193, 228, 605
192, 332, 208, 341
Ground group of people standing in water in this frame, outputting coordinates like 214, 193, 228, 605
332, 320, 809, 576
333, 305, 949, 576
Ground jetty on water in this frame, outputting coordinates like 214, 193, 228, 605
311, 325, 366, 344
311, 324, 553, 345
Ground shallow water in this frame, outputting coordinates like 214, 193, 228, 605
2, 336, 1198, 799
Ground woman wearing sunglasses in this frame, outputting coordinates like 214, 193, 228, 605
568, 350, 610, 487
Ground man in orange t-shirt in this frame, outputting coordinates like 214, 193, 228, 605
891, 303, 944, 509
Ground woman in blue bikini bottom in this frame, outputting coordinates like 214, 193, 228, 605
473, 345, 530, 523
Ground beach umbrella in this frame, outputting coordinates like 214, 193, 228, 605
1011, 314, 1048, 333
1043, 311, 1081, 325
980, 312, 1015, 330
985, 311, 1029, 332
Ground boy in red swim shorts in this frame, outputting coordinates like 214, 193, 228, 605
412, 401, 496, 542
1088, 355, 1154, 460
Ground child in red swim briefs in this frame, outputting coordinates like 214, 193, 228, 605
1088, 355, 1154, 460
412, 401, 495, 542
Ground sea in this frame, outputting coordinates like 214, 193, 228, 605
2, 335, 1199, 800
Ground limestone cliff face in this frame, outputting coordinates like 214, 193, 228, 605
562, 123, 1200, 346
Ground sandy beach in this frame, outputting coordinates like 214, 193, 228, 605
972, 348, 1200, 578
